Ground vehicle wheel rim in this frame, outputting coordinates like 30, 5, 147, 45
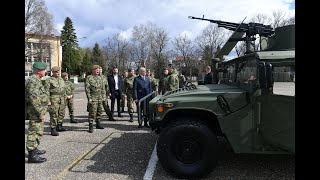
175, 140, 201, 164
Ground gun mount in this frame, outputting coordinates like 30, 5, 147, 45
188, 16, 275, 55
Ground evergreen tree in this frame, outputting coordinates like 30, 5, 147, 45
81, 48, 93, 76
92, 42, 106, 72
61, 17, 79, 75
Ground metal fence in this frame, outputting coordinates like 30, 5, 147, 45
137, 91, 157, 125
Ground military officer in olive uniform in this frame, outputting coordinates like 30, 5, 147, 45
61, 72, 77, 123
45, 66, 67, 136
166, 63, 179, 91
158, 68, 169, 95
98, 66, 115, 121
85, 65, 106, 133
123, 68, 136, 122
121, 70, 128, 113
25, 62, 49, 163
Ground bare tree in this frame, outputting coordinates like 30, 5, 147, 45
172, 34, 196, 78
272, 9, 295, 28
195, 24, 227, 65
103, 33, 130, 73
149, 26, 170, 78
130, 23, 153, 67
25, 0, 56, 61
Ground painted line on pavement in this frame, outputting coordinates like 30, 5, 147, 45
56, 132, 120, 180
143, 142, 158, 180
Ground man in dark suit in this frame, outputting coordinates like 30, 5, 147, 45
107, 66, 123, 117
133, 67, 152, 128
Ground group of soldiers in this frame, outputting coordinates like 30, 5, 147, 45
25, 61, 185, 163
25, 62, 76, 163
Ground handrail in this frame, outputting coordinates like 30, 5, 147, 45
137, 91, 157, 124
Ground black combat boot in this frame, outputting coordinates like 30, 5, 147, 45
121, 107, 125, 113
70, 115, 78, 123
118, 112, 123, 118
56, 124, 67, 132
144, 118, 150, 128
35, 149, 46, 155
27, 150, 47, 163
51, 128, 59, 136
89, 123, 93, 133
96, 121, 104, 129
108, 115, 116, 121
129, 114, 133, 122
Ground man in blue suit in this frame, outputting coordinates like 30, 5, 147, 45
133, 67, 152, 128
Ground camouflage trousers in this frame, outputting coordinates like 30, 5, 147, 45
121, 94, 126, 108
102, 100, 113, 117
66, 97, 74, 117
126, 93, 135, 114
48, 96, 66, 128
88, 100, 103, 124
26, 119, 44, 151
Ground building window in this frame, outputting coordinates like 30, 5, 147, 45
25, 56, 31, 63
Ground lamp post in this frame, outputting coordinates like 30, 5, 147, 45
68, 36, 86, 77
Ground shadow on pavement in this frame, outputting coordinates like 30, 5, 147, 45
69, 132, 158, 179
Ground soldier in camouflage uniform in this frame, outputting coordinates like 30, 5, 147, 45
158, 68, 168, 95
85, 65, 106, 133
178, 72, 186, 88
25, 62, 49, 163
61, 72, 77, 123
146, 69, 158, 92
123, 68, 136, 122
121, 70, 128, 113
45, 66, 67, 136
166, 64, 180, 91
98, 67, 115, 121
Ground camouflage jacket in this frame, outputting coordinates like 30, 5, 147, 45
158, 75, 168, 94
123, 75, 136, 94
45, 76, 67, 98
85, 75, 106, 101
64, 80, 75, 96
149, 76, 159, 92
100, 74, 109, 95
25, 74, 49, 119
166, 70, 179, 91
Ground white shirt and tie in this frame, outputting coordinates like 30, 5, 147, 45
114, 74, 119, 90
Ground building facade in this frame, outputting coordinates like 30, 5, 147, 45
25, 33, 62, 78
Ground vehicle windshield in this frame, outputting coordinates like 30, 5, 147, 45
220, 59, 257, 86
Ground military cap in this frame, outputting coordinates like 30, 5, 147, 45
51, 66, 60, 72
168, 63, 175, 68
92, 65, 100, 69
147, 69, 151, 72
61, 72, 68, 77
33, 62, 47, 70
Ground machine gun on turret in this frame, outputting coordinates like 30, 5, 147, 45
188, 16, 275, 55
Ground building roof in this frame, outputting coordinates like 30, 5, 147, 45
25, 32, 61, 40
175, 56, 191, 61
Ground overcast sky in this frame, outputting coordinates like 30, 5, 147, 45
45, 0, 295, 51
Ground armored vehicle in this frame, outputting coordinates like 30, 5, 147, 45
148, 16, 295, 178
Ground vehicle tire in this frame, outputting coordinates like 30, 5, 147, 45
157, 117, 218, 178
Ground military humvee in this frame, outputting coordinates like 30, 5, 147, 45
148, 16, 295, 178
